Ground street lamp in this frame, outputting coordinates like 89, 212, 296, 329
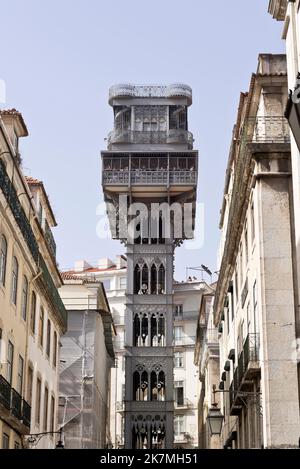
206, 385, 224, 436
25, 428, 64, 449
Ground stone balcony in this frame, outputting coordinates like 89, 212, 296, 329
107, 129, 194, 149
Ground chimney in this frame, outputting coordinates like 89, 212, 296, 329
116, 255, 127, 269
74, 260, 91, 272
97, 258, 114, 270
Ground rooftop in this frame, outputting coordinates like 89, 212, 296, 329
109, 83, 193, 106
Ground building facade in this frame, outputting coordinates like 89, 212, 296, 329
211, 54, 300, 448
194, 288, 221, 449
61, 256, 127, 448
268, 0, 300, 419
0, 110, 67, 449
58, 276, 115, 448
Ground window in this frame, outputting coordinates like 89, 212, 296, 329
43, 386, 49, 431
253, 281, 258, 333
11, 256, 19, 305
53, 331, 57, 368
21, 276, 28, 321
251, 203, 255, 244
46, 319, 51, 358
14, 441, 20, 449
174, 415, 185, 436
0, 234, 7, 286
30, 292, 37, 334
174, 380, 184, 406
120, 277, 127, 290
36, 378, 42, 425
174, 305, 183, 320
27, 366, 33, 406
7, 341, 14, 385
174, 351, 183, 368
2, 433, 9, 449
17, 355, 24, 395
102, 279, 111, 291
245, 225, 248, 265
247, 302, 251, 334
38, 307, 44, 348
50, 396, 55, 433
174, 326, 183, 346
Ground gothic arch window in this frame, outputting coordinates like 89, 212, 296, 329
134, 312, 165, 347
133, 370, 148, 401
132, 417, 166, 449
158, 264, 165, 294
150, 370, 165, 401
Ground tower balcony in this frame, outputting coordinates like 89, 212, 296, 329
102, 152, 198, 195
107, 129, 194, 150
109, 83, 192, 105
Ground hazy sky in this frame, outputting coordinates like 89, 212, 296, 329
0, 0, 284, 281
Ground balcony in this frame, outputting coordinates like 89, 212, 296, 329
0, 375, 31, 431
103, 169, 196, 186
0, 375, 11, 410
173, 336, 196, 347
11, 389, 22, 420
248, 116, 290, 144
108, 129, 193, 149
22, 399, 31, 428
109, 83, 192, 105
174, 432, 193, 444
174, 398, 195, 410
229, 334, 260, 415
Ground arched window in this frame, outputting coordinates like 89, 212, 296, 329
151, 370, 165, 401
158, 264, 165, 294
11, 256, 19, 305
53, 331, 57, 367
21, 276, 28, 321
46, 319, 51, 358
0, 235, 8, 286
39, 307, 44, 348
30, 292, 37, 333
150, 264, 157, 294
141, 264, 148, 294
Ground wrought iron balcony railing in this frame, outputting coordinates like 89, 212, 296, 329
0, 159, 39, 263
22, 399, 31, 428
248, 116, 290, 144
103, 169, 197, 186
39, 256, 67, 329
11, 388, 22, 420
173, 336, 196, 347
174, 398, 194, 409
243, 333, 260, 369
108, 129, 193, 148
0, 375, 11, 410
